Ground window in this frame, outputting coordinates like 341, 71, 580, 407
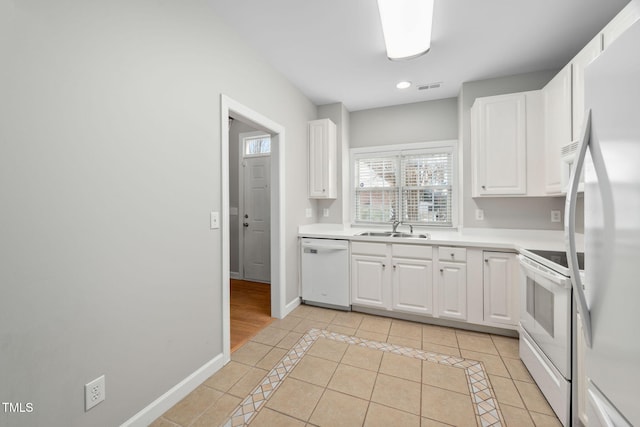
353, 142, 457, 227
243, 135, 271, 157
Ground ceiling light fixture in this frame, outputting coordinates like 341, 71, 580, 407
377, 0, 434, 61
396, 81, 412, 89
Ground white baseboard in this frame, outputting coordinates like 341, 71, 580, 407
120, 353, 225, 427
282, 297, 301, 318
230, 271, 241, 280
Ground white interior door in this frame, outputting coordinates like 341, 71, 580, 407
242, 154, 271, 282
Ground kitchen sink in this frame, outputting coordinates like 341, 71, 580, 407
358, 231, 395, 237
358, 231, 430, 239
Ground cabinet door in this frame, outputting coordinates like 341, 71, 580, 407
437, 261, 467, 320
391, 257, 433, 315
472, 94, 527, 196
572, 36, 602, 140
351, 254, 388, 309
308, 119, 337, 199
483, 252, 519, 326
543, 64, 572, 195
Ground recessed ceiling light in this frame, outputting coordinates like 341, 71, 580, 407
396, 81, 412, 89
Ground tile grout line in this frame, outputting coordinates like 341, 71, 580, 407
223, 328, 506, 427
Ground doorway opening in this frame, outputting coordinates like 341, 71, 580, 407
228, 122, 273, 352
221, 95, 286, 363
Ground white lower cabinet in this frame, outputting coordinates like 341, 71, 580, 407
351, 254, 388, 309
482, 251, 519, 326
350, 242, 519, 333
351, 242, 434, 314
392, 257, 433, 315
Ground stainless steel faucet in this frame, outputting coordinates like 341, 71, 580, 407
392, 220, 401, 233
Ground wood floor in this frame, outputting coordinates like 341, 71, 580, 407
230, 279, 273, 353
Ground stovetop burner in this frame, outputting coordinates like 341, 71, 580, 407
527, 249, 584, 270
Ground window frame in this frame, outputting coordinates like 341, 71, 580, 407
242, 133, 272, 158
350, 140, 459, 228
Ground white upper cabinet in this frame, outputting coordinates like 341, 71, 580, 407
308, 119, 337, 199
471, 91, 544, 197
542, 64, 572, 195
572, 35, 603, 142
471, 93, 526, 196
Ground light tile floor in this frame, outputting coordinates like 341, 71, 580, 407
151, 305, 561, 427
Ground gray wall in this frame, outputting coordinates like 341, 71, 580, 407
459, 70, 568, 230
350, 98, 458, 147
0, 2, 316, 426
317, 103, 350, 224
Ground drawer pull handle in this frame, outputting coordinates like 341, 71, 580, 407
450, 253, 454, 257
440, 268, 444, 273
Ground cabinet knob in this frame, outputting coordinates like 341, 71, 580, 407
440, 268, 444, 273
450, 253, 454, 258
393, 265, 396, 269
382, 264, 386, 268
485, 259, 488, 263
323, 189, 326, 192
482, 185, 486, 189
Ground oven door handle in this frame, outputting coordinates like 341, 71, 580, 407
564, 109, 592, 348
518, 255, 571, 289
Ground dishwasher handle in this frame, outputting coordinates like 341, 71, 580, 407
302, 241, 348, 252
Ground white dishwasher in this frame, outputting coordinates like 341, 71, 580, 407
301, 238, 350, 310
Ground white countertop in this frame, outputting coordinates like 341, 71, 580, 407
298, 223, 584, 253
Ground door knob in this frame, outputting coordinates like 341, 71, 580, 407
243, 222, 249, 227
244, 214, 249, 219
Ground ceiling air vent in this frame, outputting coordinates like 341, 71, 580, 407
417, 82, 442, 91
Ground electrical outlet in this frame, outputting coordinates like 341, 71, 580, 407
475, 209, 484, 221
305, 208, 312, 218
323, 208, 329, 217
85, 375, 105, 411
551, 210, 561, 223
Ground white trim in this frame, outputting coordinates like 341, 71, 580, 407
283, 297, 301, 318
350, 140, 457, 155
120, 353, 225, 427
221, 95, 286, 364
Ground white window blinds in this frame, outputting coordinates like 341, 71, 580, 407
401, 150, 453, 226
353, 144, 455, 227
354, 156, 399, 223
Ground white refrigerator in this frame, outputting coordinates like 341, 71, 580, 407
565, 16, 640, 427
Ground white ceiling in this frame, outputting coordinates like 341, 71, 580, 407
210, 0, 630, 112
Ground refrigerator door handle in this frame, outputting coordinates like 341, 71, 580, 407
565, 109, 593, 348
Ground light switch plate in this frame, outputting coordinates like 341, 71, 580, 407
475, 209, 484, 221
551, 210, 561, 223
322, 208, 329, 217
210, 211, 220, 229
305, 208, 312, 218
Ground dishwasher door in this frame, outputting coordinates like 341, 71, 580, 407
301, 238, 350, 310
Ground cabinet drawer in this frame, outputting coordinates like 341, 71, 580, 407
438, 247, 467, 262
392, 244, 432, 259
351, 241, 387, 256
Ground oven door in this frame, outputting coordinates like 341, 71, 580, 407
519, 255, 572, 379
